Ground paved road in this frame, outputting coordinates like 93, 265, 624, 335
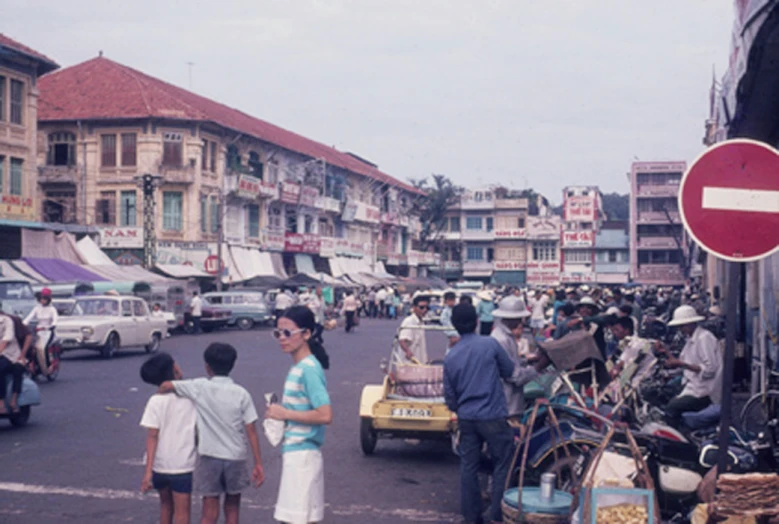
0, 318, 463, 523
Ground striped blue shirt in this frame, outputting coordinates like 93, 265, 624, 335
281, 355, 330, 453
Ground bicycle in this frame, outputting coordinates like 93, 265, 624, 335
739, 368, 779, 450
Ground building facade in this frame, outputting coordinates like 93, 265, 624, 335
560, 185, 602, 285
36, 56, 430, 278
594, 221, 630, 285
628, 161, 687, 286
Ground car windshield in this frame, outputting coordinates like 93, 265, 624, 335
75, 298, 120, 316
0, 282, 35, 300
53, 301, 77, 316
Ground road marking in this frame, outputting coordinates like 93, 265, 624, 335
702, 187, 779, 213
0, 481, 145, 501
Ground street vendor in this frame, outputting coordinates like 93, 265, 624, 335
568, 296, 609, 358
657, 305, 723, 426
397, 295, 429, 363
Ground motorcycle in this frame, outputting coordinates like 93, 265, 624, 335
27, 329, 62, 382
1, 372, 41, 427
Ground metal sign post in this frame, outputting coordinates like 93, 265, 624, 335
717, 262, 739, 475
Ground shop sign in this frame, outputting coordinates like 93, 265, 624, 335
407, 251, 420, 266
526, 261, 560, 271
355, 202, 380, 224
319, 237, 335, 258
494, 229, 527, 239
316, 196, 341, 213
526, 271, 560, 285
560, 271, 596, 283
562, 230, 594, 248
113, 251, 144, 266
527, 216, 561, 239
349, 241, 364, 258
335, 238, 350, 255
99, 227, 144, 248
258, 182, 278, 199
341, 200, 358, 222
156, 241, 212, 267
564, 196, 596, 222
494, 260, 525, 271
381, 212, 400, 226
262, 228, 286, 251
284, 232, 320, 254
280, 182, 300, 204
442, 261, 462, 271
1, 195, 36, 221
299, 186, 319, 208
236, 175, 261, 199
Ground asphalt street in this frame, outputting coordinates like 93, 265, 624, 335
0, 317, 463, 524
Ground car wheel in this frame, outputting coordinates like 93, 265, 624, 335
145, 333, 161, 353
360, 417, 377, 455
102, 332, 119, 359
10, 406, 31, 427
236, 318, 254, 331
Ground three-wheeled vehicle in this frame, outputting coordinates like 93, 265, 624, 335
359, 325, 456, 455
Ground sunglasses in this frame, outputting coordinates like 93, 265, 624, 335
416, 305, 429, 310
272, 328, 305, 339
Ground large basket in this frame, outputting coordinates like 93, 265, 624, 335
501, 500, 568, 524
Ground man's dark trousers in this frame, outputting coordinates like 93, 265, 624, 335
458, 418, 513, 523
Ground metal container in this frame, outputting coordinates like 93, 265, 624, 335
539, 472, 556, 502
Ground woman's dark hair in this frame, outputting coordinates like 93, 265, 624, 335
560, 303, 576, 318
280, 305, 330, 370
140, 352, 176, 386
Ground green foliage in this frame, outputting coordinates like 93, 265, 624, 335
601, 193, 629, 221
409, 174, 464, 248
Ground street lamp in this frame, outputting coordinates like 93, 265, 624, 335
134, 173, 163, 269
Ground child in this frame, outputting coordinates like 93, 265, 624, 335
139, 353, 197, 524
266, 306, 332, 524
159, 343, 264, 524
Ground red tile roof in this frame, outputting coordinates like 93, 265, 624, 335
38, 56, 422, 195
0, 34, 58, 73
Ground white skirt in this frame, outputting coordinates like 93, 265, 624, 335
274, 449, 325, 524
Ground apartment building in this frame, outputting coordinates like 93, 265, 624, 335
629, 161, 687, 286
560, 185, 602, 284
36, 55, 428, 278
594, 221, 630, 284
526, 215, 561, 287
0, 35, 58, 234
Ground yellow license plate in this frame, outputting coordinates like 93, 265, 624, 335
391, 408, 432, 418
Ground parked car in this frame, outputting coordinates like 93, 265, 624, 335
52, 298, 79, 316
0, 278, 37, 318
182, 300, 232, 334
56, 295, 168, 358
203, 291, 272, 330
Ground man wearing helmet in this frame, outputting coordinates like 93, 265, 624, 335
23, 288, 58, 378
656, 305, 722, 426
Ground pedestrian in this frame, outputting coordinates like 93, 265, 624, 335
267, 306, 332, 524
188, 292, 203, 334
624, 293, 643, 328
376, 287, 387, 319
158, 343, 265, 524
367, 288, 377, 318
475, 290, 495, 335
274, 289, 294, 327
397, 295, 429, 363
0, 308, 28, 415
342, 291, 358, 333
440, 291, 459, 352
444, 304, 516, 524
551, 289, 566, 326
527, 289, 549, 338
151, 303, 165, 318
657, 305, 722, 426
139, 353, 197, 524
552, 303, 576, 340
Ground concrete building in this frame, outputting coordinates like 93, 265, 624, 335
594, 221, 630, 285
560, 185, 602, 284
36, 55, 429, 279
0, 34, 59, 249
628, 161, 687, 286
526, 214, 562, 287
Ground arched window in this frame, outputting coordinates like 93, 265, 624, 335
48, 131, 76, 166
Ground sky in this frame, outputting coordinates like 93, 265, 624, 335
5, 1, 734, 204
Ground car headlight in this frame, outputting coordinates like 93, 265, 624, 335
81, 327, 94, 337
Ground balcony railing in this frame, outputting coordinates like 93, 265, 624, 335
637, 264, 684, 283
494, 198, 529, 210
462, 260, 493, 272
636, 185, 679, 198
159, 164, 196, 185
637, 211, 680, 223
38, 165, 79, 185
638, 236, 678, 249
460, 198, 495, 210
461, 229, 494, 241
438, 231, 462, 241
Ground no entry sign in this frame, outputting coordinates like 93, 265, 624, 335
679, 139, 779, 262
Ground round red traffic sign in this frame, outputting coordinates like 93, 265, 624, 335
679, 139, 779, 262
204, 255, 223, 275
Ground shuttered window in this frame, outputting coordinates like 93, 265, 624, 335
162, 132, 183, 167
101, 134, 117, 167
162, 192, 183, 231
121, 133, 137, 166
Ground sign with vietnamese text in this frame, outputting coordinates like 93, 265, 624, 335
494, 260, 525, 271
1, 195, 36, 221
262, 228, 285, 251
562, 230, 594, 248
527, 216, 561, 239
236, 175, 261, 199
494, 229, 527, 239
299, 186, 319, 208
560, 271, 596, 283
99, 227, 144, 248
564, 196, 596, 222
280, 182, 301, 204
319, 237, 335, 258
284, 232, 321, 254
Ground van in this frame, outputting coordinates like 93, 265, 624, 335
202, 291, 272, 330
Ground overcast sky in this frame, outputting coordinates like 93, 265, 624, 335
6, 1, 734, 204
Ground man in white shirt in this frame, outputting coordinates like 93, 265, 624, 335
189, 292, 203, 334
0, 313, 25, 414
527, 290, 548, 337
397, 296, 429, 363
273, 290, 294, 326
376, 288, 388, 319
342, 291, 358, 333
24, 288, 58, 378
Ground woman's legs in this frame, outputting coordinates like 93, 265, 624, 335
0, 356, 11, 414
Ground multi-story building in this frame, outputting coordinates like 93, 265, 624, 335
0, 35, 59, 244
628, 162, 687, 286
491, 194, 529, 285
526, 214, 561, 287
459, 188, 496, 282
560, 185, 602, 284
36, 55, 428, 278
594, 221, 630, 285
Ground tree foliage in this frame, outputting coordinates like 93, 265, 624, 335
601, 192, 630, 221
409, 174, 464, 248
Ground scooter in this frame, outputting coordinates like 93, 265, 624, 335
1, 373, 41, 427
27, 332, 62, 382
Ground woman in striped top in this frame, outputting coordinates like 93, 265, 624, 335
266, 306, 332, 524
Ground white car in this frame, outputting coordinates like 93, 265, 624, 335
56, 296, 167, 359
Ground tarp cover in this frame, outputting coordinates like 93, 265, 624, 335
23, 257, 107, 283
294, 254, 316, 275
76, 236, 115, 266
0, 260, 45, 282
536, 330, 609, 386
22, 229, 85, 265
156, 264, 210, 278
270, 253, 287, 279
87, 264, 171, 283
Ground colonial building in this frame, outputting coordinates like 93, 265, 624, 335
560, 185, 603, 285
36, 55, 429, 279
0, 34, 58, 249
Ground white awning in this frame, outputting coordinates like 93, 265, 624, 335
156, 264, 211, 278
0, 260, 46, 282
86, 264, 171, 282
294, 254, 316, 275
77, 236, 115, 266
463, 270, 492, 277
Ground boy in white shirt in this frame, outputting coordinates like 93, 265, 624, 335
140, 353, 197, 524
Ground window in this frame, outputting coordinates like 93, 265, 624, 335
564, 250, 591, 264
466, 216, 482, 230
450, 217, 460, 232
121, 300, 133, 317
121, 133, 137, 166
162, 192, 183, 231
496, 247, 524, 260
285, 207, 297, 233
226, 145, 241, 171
466, 247, 484, 261
487, 248, 494, 262
9, 158, 22, 195
209, 196, 219, 233
119, 191, 137, 226
210, 141, 217, 172
95, 191, 116, 225
518, 217, 525, 229
304, 214, 314, 234
132, 300, 147, 317
0, 76, 4, 121
268, 204, 282, 230
200, 197, 207, 232
247, 204, 260, 238
162, 132, 183, 167
47, 132, 76, 166
248, 151, 263, 180
608, 250, 618, 263
319, 218, 334, 237
486, 217, 494, 232
101, 134, 116, 167
201, 140, 208, 171
10, 79, 23, 125
267, 160, 279, 185
532, 241, 557, 261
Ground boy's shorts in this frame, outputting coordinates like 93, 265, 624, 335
195, 456, 250, 496
152, 471, 193, 494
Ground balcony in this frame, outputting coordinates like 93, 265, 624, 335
637, 211, 681, 224
38, 165, 79, 185
376, 243, 390, 258
462, 260, 493, 273
637, 264, 684, 284
638, 236, 678, 249
460, 197, 495, 211
461, 229, 494, 241
159, 164, 196, 185
636, 185, 679, 198
494, 198, 529, 210
439, 231, 462, 241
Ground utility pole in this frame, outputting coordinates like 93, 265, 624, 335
216, 190, 224, 291
139, 173, 162, 269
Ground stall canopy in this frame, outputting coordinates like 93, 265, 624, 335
294, 254, 316, 275
23, 257, 107, 282
238, 275, 284, 290
22, 229, 85, 265
156, 264, 211, 279
87, 264, 172, 283
226, 246, 277, 283
76, 236, 114, 265
0, 260, 46, 282
270, 253, 288, 279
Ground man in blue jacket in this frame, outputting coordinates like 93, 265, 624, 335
444, 304, 515, 524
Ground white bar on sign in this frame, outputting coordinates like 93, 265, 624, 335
701, 187, 779, 213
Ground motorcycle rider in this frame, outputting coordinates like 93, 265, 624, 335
656, 305, 722, 426
0, 303, 33, 414
23, 288, 58, 379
